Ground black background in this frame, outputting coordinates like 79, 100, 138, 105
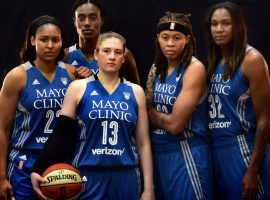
0, 0, 269, 87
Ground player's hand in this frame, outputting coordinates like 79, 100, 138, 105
30, 172, 48, 200
73, 66, 93, 79
148, 107, 160, 131
242, 170, 259, 199
0, 179, 15, 200
140, 189, 154, 200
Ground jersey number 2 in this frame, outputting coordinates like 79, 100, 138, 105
44, 110, 60, 133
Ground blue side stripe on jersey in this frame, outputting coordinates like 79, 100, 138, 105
180, 140, 203, 200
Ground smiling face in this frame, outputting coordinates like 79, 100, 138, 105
31, 23, 62, 62
95, 37, 125, 74
158, 29, 189, 62
210, 8, 233, 46
74, 3, 104, 41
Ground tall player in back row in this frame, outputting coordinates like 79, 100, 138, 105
205, 1, 270, 199
145, 12, 212, 199
0, 16, 90, 200
64, 0, 141, 84
31, 32, 154, 200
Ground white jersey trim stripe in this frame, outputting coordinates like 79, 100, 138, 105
7, 149, 19, 179
72, 119, 87, 167
58, 61, 66, 69
23, 61, 33, 70
69, 44, 77, 52
15, 103, 31, 149
237, 89, 251, 133
180, 141, 203, 200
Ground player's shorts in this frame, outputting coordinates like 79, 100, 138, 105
79, 166, 140, 200
8, 150, 39, 200
213, 134, 270, 199
153, 137, 213, 200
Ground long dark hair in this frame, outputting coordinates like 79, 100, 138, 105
20, 15, 65, 63
154, 12, 197, 82
205, 1, 247, 80
72, 0, 105, 20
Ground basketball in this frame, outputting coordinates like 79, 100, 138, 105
40, 163, 84, 200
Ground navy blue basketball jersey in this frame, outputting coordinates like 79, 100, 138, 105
67, 44, 99, 74
151, 57, 208, 151
9, 61, 72, 151
72, 75, 139, 168
208, 46, 256, 145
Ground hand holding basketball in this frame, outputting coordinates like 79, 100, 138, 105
31, 172, 48, 200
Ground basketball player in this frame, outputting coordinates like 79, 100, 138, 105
145, 12, 212, 199
205, 2, 270, 199
0, 15, 90, 200
64, 0, 141, 84
31, 32, 154, 200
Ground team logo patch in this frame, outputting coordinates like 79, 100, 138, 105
61, 78, 68, 85
175, 74, 182, 82
32, 79, 40, 85
170, 22, 176, 30
123, 92, 130, 100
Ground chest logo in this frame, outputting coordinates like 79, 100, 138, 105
175, 74, 182, 82
123, 92, 130, 100
61, 78, 68, 85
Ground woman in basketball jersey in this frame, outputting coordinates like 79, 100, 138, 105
31, 31, 154, 200
145, 12, 213, 199
64, 0, 141, 85
205, 2, 270, 199
0, 15, 90, 200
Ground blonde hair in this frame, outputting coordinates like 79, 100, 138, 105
95, 31, 126, 53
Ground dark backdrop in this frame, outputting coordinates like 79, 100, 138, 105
0, 0, 269, 87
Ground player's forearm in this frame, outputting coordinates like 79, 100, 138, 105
0, 131, 9, 179
145, 65, 156, 110
138, 144, 154, 192
148, 108, 185, 135
248, 123, 269, 173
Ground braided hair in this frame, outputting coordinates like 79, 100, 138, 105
154, 12, 197, 82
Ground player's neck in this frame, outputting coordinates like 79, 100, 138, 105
167, 59, 180, 75
34, 59, 56, 72
97, 72, 120, 93
79, 37, 97, 56
33, 59, 57, 81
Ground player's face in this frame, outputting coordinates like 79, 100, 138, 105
31, 23, 62, 62
95, 38, 125, 74
210, 8, 233, 46
158, 29, 190, 62
74, 3, 103, 40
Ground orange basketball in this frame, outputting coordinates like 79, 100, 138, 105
40, 163, 84, 200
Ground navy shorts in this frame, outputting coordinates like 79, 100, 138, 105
78, 166, 140, 200
153, 140, 213, 200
